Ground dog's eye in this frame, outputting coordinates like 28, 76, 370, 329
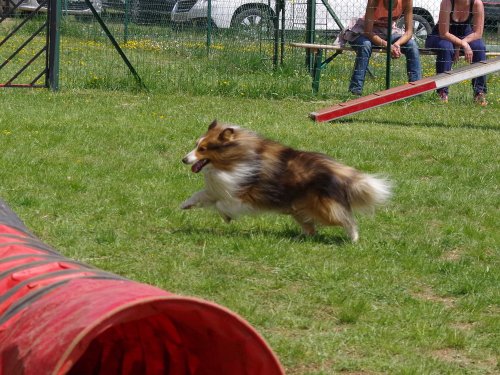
198, 146, 207, 152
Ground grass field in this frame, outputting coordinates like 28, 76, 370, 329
0, 86, 498, 373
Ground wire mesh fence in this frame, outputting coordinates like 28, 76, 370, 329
1, 0, 499, 100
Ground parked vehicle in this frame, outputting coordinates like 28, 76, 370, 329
0, 0, 102, 16
484, 0, 499, 29
170, 0, 441, 44
102, 0, 177, 23
171, 0, 339, 31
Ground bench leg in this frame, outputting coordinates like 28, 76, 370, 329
312, 49, 323, 94
367, 66, 375, 78
311, 49, 343, 94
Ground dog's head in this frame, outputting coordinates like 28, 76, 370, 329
182, 120, 242, 173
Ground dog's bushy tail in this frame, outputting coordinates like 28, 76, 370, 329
348, 174, 392, 212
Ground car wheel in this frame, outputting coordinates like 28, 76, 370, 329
397, 13, 432, 47
231, 7, 274, 36
0, 1, 8, 16
412, 14, 432, 47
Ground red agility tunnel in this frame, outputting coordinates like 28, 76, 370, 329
0, 199, 284, 375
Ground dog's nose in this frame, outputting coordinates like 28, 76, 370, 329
182, 156, 189, 164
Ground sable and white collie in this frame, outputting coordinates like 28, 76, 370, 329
181, 120, 391, 242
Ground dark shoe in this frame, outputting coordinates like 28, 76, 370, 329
438, 90, 448, 103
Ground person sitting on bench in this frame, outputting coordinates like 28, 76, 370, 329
339, 0, 422, 96
425, 0, 488, 106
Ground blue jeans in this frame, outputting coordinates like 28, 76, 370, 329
348, 35, 422, 94
425, 27, 487, 95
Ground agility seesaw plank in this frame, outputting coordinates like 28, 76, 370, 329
310, 56, 500, 122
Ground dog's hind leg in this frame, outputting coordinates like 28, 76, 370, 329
331, 206, 359, 242
341, 218, 359, 243
317, 199, 359, 242
180, 190, 216, 210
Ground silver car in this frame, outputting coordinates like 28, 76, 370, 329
1, 0, 102, 16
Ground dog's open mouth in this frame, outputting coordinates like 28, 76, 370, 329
192, 159, 210, 173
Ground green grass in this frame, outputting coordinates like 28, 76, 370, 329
2, 16, 499, 101
0, 88, 498, 374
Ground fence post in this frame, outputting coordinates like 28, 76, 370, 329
273, 0, 285, 67
206, 0, 212, 55
47, 0, 61, 90
124, 0, 130, 43
385, 0, 393, 89
305, 0, 316, 72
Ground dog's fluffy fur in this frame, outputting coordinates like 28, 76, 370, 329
181, 120, 391, 242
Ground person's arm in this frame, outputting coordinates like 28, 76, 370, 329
395, 0, 414, 45
438, 0, 473, 63
437, 0, 452, 39
392, 0, 414, 57
462, 0, 484, 43
363, 0, 388, 48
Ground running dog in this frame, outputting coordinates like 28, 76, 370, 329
181, 120, 391, 242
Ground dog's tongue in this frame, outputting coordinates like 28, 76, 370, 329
192, 159, 208, 173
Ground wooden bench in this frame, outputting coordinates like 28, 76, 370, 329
290, 42, 500, 93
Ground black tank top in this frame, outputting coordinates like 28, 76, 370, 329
450, 0, 474, 26
431, 0, 475, 35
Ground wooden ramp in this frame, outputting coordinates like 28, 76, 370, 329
310, 57, 500, 122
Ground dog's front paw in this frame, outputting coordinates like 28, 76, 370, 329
220, 213, 232, 223
180, 200, 195, 210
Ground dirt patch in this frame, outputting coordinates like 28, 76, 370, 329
411, 285, 456, 308
288, 365, 378, 375
450, 321, 476, 331
440, 248, 463, 261
433, 348, 471, 365
432, 348, 498, 372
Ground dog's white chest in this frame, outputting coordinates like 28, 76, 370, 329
203, 166, 255, 218
204, 169, 241, 200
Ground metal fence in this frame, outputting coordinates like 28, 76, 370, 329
1, 0, 499, 98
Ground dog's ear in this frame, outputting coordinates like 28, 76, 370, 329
208, 119, 218, 130
218, 127, 235, 142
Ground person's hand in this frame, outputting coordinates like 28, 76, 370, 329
391, 44, 402, 59
462, 41, 473, 63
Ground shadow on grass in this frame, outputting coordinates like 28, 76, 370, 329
170, 224, 349, 246
330, 116, 500, 131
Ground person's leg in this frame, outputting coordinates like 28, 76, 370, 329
469, 38, 487, 95
348, 35, 373, 95
397, 37, 422, 82
425, 35, 454, 74
425, 34, 454, 96
458, 25, 488, 105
